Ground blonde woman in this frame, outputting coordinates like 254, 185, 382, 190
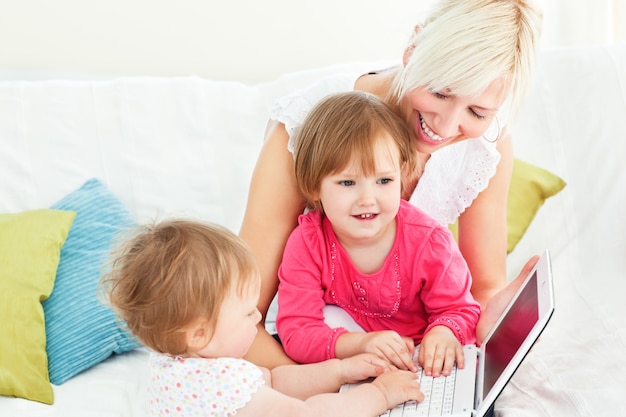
240, 0, 543, 368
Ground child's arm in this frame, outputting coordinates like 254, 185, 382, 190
418, 229, 482, 377
276, 223, 349, 363
235, 368, 423, 417
418, 325, 464, 377
334, 330, 417, 372
270, 353, 386, 399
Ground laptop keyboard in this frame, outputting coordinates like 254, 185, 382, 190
340, 349, 459, 416
382, 350, 458, 417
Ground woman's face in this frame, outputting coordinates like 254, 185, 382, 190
400, 76, 509, 154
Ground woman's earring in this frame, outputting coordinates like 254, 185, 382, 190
482, 116, 500, 143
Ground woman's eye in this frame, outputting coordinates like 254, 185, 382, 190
470, 109, 487, 120
339, 180, 355, 187
432, 91, 448, 99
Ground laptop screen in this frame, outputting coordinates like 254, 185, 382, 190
481, 271, 539, 400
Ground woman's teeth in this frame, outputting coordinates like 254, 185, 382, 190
420, 116, 445, 142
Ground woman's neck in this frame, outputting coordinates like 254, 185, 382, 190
402, 151, 430, 200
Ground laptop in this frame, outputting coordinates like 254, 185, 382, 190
340, 250, 555, 417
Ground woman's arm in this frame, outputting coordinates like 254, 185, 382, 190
240, 120, 307, 368
457, 131, 514, 308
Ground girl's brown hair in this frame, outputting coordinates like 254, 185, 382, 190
294, 91, 416, 211
100, 219, 259, 355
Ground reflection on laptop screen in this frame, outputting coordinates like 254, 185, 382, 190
482, 271, 539, 399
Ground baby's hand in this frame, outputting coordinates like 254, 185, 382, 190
418, 326, 464, 377
339, 353, 390, 384
371, 370, 423, 408
359, 331, 416, 371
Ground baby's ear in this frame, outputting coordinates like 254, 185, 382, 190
185, 318, 212, 352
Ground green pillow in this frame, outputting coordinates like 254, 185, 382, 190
0, 209, 75, 405
507, 158, 566, 253
449, 158, 566, 254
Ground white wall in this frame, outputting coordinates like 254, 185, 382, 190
1, 0, 624, 83
0, 0, 427, 83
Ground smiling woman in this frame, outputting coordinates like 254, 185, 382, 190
239, 0, 544, 371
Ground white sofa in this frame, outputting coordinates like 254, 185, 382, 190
0, 43, 624, 416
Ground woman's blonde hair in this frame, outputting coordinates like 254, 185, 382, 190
294, 91, 416, 211
100, 219, 259, 355
391, 0, 543, 117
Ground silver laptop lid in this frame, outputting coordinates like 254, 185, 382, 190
474, 250, 555, 416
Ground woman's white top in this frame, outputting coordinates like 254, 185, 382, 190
269, 71, 502, 225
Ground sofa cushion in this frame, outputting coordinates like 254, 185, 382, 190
507, 158, 566, 253
0, 209, 75, 404
44, 178, 140, 385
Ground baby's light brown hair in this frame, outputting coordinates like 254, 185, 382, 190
100, 219, 259, 356
294, 91, 416, 212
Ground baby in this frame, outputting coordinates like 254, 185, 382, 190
100, 218, 423, 416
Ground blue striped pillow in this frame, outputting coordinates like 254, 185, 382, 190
44, 178, 141, 385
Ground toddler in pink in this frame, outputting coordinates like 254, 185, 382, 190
277, 91, 481, 377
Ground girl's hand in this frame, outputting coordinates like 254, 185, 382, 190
418, 326, 463, 377
358, 331, 416, 372
371, 370, 424, 409
339, 353, 390, 384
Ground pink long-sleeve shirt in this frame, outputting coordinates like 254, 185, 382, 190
276, 200, 480, 364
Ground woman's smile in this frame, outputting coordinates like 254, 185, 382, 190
413, 112, 459, 150
419, 114, 450, 143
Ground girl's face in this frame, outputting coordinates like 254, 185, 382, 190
197, 274, 261, 359
316, 135, 402, 248
400, 76, 509, 154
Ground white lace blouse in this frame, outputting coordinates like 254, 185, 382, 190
269, 71, 502, 225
